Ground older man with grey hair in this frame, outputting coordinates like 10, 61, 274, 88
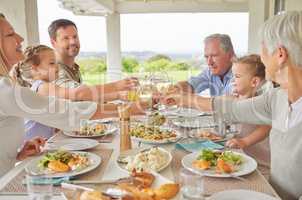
177, 33, 235, 96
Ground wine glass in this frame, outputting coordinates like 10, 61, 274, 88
149, 71, 173, 111
137, 80, 155, 116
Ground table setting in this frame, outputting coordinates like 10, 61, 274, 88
0, 74, 281, 200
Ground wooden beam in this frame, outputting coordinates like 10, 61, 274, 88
116, 1, 248, 13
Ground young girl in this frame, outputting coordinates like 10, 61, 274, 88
10, 45, 137, 140
226, 54, 271, 178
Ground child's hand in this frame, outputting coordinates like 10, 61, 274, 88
226, 138, 248, 149
17, 137, 46, 160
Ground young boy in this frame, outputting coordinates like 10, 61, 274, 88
226, 54, 271, 178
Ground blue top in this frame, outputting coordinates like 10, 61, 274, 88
24, 80, 55, 140
188, 67, 233, 96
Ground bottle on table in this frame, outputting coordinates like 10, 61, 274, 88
118, 104, 132, 152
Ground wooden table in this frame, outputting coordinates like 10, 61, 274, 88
0, 116, 280, 200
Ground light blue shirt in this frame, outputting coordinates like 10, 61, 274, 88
188, 67, 233, 96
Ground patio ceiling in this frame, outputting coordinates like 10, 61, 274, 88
58, 0, 249, 16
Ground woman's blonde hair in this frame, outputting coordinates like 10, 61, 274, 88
233, 54, 266, 80
0, 13, 11, 76
11, 45, 52, 87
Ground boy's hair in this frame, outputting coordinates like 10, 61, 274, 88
48, 19, 77, 40
233, 54, 266, 80
10, 45, 53, 87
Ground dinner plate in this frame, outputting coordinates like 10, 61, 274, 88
188, 128, 235, 142
131, 128, 182, 144
160, 107, 209, 118
116, 147, 172, 173
182, 151, 257, 178
209, 190, 279, 200
63, 124, 117, 138
25, 151, 101, 178
44, 139, 99, 151
171, 115, 216, 128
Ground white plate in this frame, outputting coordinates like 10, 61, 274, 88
26, 151, 101, 178
162, 107, 209, 118
63, 124, 117, 138
188, 128, 235, 142
131, 128, 182, 144
209, 190, 279, 200
44, 139, 99, 151
116, 147, 172, 173
182, 151, 257, 178
172, 115, 216, 128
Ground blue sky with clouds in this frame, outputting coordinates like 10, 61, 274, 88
38, 0, 249, 54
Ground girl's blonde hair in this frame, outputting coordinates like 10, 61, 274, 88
0, 13, 10, 76
10, 45, 53, 87
233, 54, 266, 80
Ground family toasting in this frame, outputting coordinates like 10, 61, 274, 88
1, 11, 302, 200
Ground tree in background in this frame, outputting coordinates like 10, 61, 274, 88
78, 58, 107, 75
147, 54, 171, 63
122, 57, 139, 73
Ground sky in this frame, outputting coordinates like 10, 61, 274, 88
37, 0, 249, 54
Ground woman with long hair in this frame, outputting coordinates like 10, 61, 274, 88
0, 13, 145, 177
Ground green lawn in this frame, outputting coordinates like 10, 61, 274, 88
82, 70, 201, 85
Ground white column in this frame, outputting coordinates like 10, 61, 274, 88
106, 13, 122, 82
0, 0, 39, 47
248, 0, 270, 53
24, 0, 40, 45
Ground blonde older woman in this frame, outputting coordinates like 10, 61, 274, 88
0, 14, 144, 177
164, 11, 302, 200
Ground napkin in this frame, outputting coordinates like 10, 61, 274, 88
175, 140, 224, 152
23, 176, 73, 186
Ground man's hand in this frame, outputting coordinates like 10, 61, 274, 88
115, 77, 139, 91
162, 93, 193, 107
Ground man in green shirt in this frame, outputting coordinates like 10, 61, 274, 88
48, 19, 82, 88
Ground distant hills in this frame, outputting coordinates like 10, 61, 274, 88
78, 51, 203, 62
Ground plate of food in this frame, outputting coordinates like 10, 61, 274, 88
182, 149, 257, 178
188, 129, 234, 142
171, 115, 216, 128
76, 170, 179, 200
44, 139, 99, 151
130, 124, 181, 144
117, 147, 172, 173
209, 190, 279, 200
26, 150, 101, 178
63, 122, 117, 138
146, 112, 167, 126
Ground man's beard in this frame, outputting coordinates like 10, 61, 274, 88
66, 46, 79, 57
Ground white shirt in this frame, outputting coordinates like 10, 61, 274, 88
288, 96, 302, 128
0, 77, 97, 177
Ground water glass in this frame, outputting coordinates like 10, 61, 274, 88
179, 168, 205, 200
26, 175, 53, 200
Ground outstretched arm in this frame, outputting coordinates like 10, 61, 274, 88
164, 89, 275, 125
37, 82, 127, 103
